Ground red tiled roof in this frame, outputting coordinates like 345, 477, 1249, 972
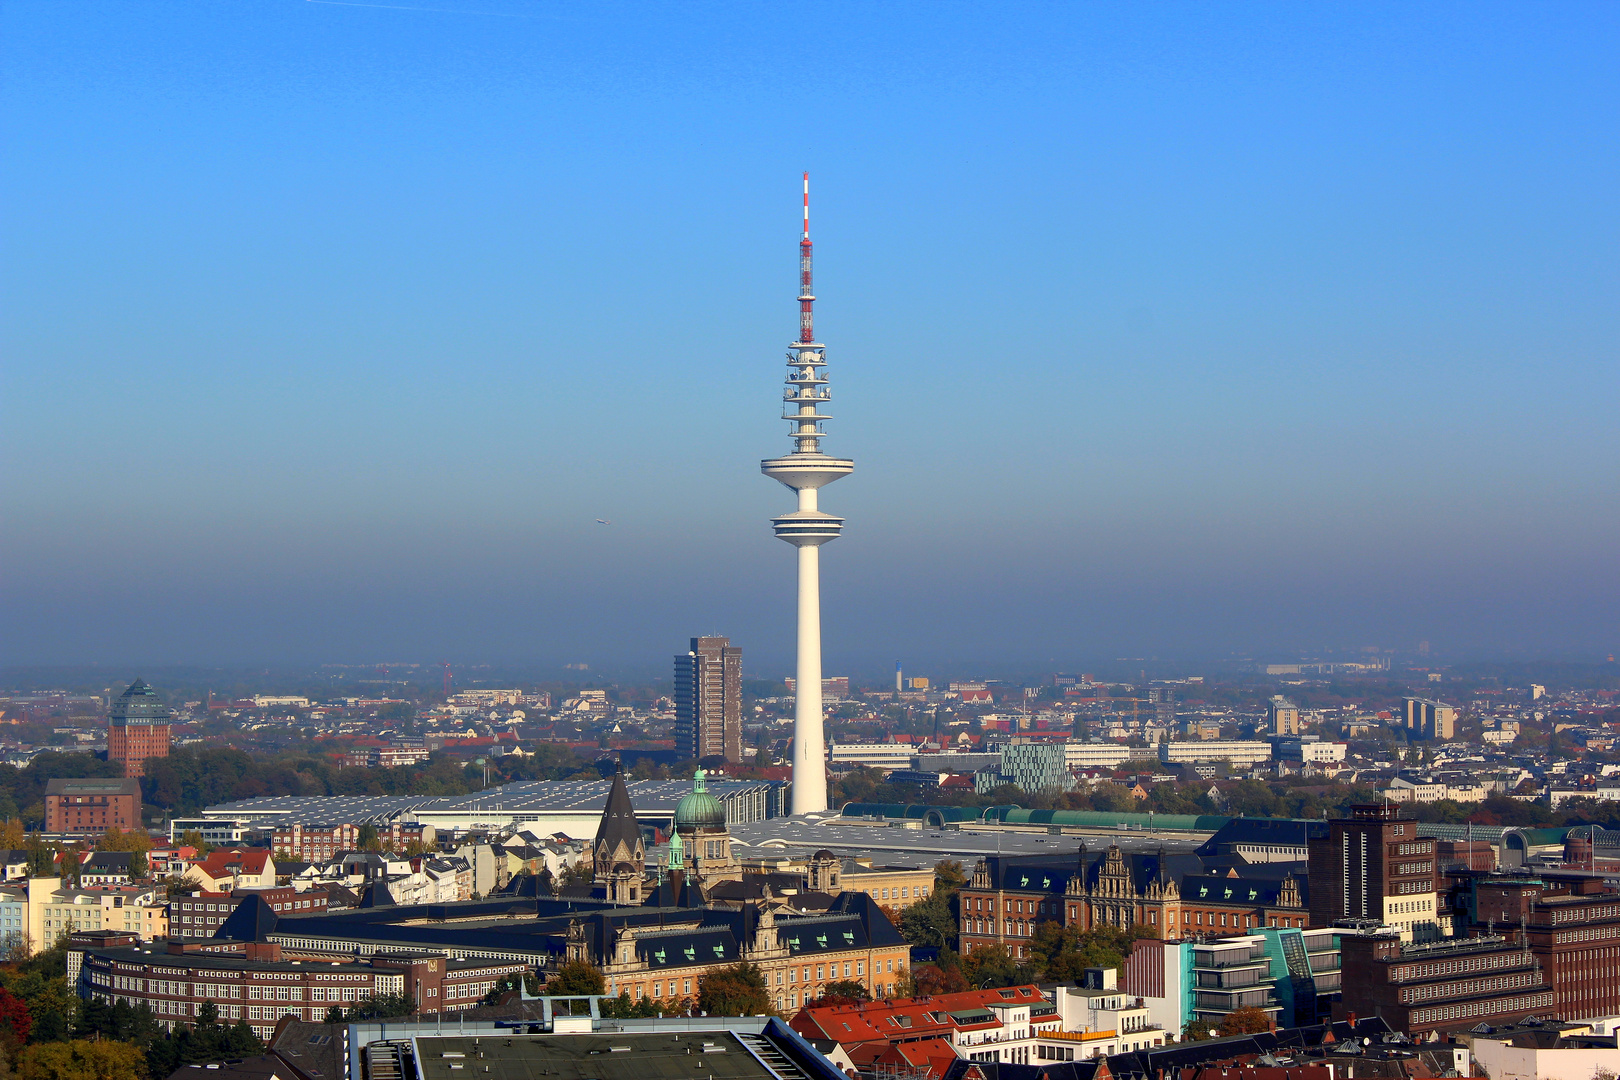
196, 849, 271, 877
791, 984, 1046, 1047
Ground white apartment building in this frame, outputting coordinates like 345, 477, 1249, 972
1380, 777, 1490, 804
1063, 743, 1133, 769
1275, 739, 1347, 763
1042, 970, 1164, 1061
1159, 740, 1272, 767
1548, 786, 1620, 808
827, 743, 915, 771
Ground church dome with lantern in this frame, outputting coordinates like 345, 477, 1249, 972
674, 768, 727, 834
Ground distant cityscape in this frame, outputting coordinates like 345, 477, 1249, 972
3, 650, 1620, 1078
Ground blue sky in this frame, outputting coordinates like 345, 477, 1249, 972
3, 2, 1617, 673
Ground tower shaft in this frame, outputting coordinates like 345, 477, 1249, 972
793, 541, 825, 812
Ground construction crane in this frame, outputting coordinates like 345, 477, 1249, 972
1111, 697, 1144, 721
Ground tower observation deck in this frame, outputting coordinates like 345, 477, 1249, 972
761, 173, 852, 816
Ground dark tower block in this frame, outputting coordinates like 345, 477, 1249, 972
674, 636, 743, 763
1308, 803, 1438, 940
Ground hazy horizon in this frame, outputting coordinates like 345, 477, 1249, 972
5, 3, 1618, 669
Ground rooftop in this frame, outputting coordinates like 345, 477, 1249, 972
411, 1029, 823, 1080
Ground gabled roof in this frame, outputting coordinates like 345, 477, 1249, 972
643, 875, 709, 909
980, 850, 1198, 895
81, 852, 133, 872
195, 849, 273, 879
793, 985, 1047, 1046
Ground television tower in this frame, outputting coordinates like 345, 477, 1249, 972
762, 173, 852, 816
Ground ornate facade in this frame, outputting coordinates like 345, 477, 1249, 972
959, 845, 1312, 959
959, 846, 1185, 959
563, 891, 911, 1013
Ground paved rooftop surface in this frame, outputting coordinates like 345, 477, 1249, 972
412, 1031, 778, 1080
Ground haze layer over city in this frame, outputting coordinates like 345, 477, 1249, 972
5, 2, 1618, 674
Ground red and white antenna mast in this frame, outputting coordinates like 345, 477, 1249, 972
799, 171, 814, 344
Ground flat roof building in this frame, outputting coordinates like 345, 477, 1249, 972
44, 777, 141, 835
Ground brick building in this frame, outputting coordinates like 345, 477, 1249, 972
1307, 804, 1438, 941
44, 777, 141, 836
1335, 931, 1552, 1037
958, 846, 1186, 958
107, 678, 172, 778
271, 821, 434, 861
1453, 868, 1620, 1022
71, 933, 524, 1042
170, 887, 327, 938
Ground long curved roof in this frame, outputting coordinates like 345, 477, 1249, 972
838, 802, 1232, 832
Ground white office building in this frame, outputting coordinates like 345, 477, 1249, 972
1159, 740, 1272, 767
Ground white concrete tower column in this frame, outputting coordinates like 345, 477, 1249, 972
761, 173, 851, 816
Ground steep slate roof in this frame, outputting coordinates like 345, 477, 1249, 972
216, 894, 280, 942
594, 769, 642, 860
358, 880, 397, 908
979, 850, 1199, 893
643, 874, 709, 909
81, 852, 132, 873
1181, 870, 1308, 908
1194, 817, 1329, 856
263, 886, 908, 974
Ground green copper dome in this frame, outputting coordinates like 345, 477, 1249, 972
674, 768, 726, 832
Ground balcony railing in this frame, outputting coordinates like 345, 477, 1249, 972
1196, 970, 1266, 989
1195, 991, 1277, 1011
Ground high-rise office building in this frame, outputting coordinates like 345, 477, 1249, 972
108, 678, 172, 778
1307, 804, 1438, 941
1268, 695, 1302, 736
674, 636, 743, 763
1402, 698, 1458, 739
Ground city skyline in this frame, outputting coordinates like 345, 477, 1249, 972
4, 3, 1619, 667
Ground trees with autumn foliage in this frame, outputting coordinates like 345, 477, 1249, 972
546, 960, 606, 996
15, 1038, 146, 1080
0, 985, 30, 1054
1217, 1006, 1274, 1036
902, 962, 969, 997
1025, 920, 1158, 983
806, 980, 871, 1008
697, 963, 772, 1017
